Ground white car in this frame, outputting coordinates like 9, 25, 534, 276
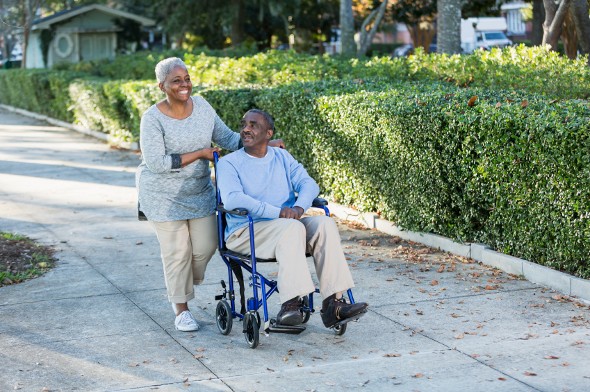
475, 31, 513, 50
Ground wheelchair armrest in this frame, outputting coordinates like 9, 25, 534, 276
312, 198, 328, 207
218, 204, 249, 216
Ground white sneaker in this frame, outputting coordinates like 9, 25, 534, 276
175, 310, 199, 332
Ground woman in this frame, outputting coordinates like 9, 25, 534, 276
136, 57, 283, 331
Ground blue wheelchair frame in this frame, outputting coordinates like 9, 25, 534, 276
212, 151, 356, 348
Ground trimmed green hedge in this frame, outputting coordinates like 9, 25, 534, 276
253, 81, 590, 277
1, 48, 589, 278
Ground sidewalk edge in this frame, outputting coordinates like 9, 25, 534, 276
0, 104, 138, 151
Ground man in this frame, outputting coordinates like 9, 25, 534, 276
216, 109, 368, 328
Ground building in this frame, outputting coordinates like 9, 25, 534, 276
25, 4, 155, 69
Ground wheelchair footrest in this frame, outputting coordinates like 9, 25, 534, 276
331, 308, 368, 328
267, 320, 306, 335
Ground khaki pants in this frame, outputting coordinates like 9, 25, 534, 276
226, 215, 354, 303
151, 214, 217, 303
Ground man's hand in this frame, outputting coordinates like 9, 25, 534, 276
269, 139, 286, 149
279, 206, 304, 219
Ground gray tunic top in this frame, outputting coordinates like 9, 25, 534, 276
136, 95, 240, 222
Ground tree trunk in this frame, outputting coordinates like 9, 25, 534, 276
358, 0, 389, 57
407, 20, 436, 53
230, 0, 246, 46
542, 0, 572, 50
340, 0, 356, 56
531, 0, 545, 45
561, 8, 578, 59
437, 0, 463, 54
571, 0, 590, 64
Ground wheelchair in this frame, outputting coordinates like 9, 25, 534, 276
212, 152, 360, 348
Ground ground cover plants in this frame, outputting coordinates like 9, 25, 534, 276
0, 232, 56, 286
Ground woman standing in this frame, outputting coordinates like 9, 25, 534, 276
136, 57, 282, 331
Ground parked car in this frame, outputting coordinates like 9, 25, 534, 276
392, 43, 437, 57
0, 45, 23, 68
475, 30, 513, 51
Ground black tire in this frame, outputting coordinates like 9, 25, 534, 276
301, 296, 311, 324
334, 322, 347, 336
243, 312, 260, 348
216, 300, 233, 335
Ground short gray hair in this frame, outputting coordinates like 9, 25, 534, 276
155, 57, 186, 83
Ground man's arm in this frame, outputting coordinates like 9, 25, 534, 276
285, 152, 320, 212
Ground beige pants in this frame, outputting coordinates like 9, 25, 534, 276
226, 215, 354, 303
151, 214, 217, 303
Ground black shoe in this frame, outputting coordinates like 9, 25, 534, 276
320, 294, 368, 328
276, 297, 304, 326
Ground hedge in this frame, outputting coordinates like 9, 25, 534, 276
1, 48, 589, 277
253, 81, 590, 277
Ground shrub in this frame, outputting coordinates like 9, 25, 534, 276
252, 80, 590, 278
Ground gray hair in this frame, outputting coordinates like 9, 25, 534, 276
155, 57, 186, 83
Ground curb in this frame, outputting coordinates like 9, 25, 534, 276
327, 203, 590, 304
0, 104, 138, 151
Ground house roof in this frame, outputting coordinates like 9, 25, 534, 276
32, 4, 155, 30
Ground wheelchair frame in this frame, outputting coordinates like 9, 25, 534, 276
212, 151, 356, 348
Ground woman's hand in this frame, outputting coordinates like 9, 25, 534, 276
199, 147, 221, 162
269, 139, 286, 149
180, 147, 221, 166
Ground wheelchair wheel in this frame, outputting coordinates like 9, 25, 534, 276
216, 300, 233, 335
334, 323, 347, 336
301, 296, 311, 324
243, 311, 260, 349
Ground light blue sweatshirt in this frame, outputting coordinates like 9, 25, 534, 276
216, 147, 320, 239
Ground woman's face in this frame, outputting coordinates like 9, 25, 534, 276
160, 65, 192, 103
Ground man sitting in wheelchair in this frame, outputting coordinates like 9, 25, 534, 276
216, 109, 368, 329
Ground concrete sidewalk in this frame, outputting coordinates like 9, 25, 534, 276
1, 107, 589, 392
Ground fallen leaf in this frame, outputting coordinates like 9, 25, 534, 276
544, 355, 559, 360
430, 280, 439, 286
524, 371, 537, 376
468, 96, 478, 107
498, 377, 507, 381
413, 373, 424, 378
455, 333, 465, 339
437, 265, 445, 273
521, 100, 528, 108
383, 353, 401, 357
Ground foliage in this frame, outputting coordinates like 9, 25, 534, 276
408, 45, 590, 99
253, 81, 590, 278
1, 47, 589, 277
0, 231, 56, 286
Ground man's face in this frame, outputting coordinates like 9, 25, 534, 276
240, 112, 272, 149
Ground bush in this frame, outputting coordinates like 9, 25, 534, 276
1, 48, 589, 277
251, 80, 590, 278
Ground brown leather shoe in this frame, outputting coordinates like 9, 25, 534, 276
275, 297, 304, 326
320, 294, 368, 328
